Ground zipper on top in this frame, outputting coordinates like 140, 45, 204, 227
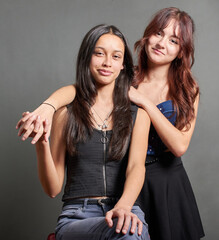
101, 130, 108, 196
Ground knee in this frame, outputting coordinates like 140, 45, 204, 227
105, 218, 150, 240
117, 223, 150, 240
122, 232, 150, 240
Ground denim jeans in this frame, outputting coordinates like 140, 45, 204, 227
55, 199, 150, 240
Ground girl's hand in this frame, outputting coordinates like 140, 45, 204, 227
16, 104, 55, 144
105, 207, 143, 236
128, 86, 145, 107
17, 112, 50, 144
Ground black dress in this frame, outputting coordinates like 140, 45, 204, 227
137, 100, 205, 240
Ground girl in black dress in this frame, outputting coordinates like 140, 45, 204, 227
128, 7, 204, 240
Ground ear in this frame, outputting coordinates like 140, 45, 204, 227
121, 64, 124, 70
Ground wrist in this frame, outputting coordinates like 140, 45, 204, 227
41, 102, 56, 112
35, 139, 49, 148
114, 202, 132, 211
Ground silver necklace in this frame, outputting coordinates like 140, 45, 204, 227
91, 107, 112, 144
91, 107, 112, 131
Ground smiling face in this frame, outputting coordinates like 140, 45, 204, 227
145, 19, 181, 67
89, 33, 125, 88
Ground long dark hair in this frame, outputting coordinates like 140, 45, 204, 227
134, 7, 199, 130
65, 24, 134, 160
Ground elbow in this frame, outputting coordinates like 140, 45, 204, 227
173, 151, 184, 158
172, 144, 188, 157
46, 188, 61, 199
48, 193, 58, 199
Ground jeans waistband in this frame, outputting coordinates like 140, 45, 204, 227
63, 197, 118, 207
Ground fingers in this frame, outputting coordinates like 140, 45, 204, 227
17, 113, 51, 144
16, 112, 33, 129
119, 214, 130, 234
22, 111, 29, 117
30, 116, 42, 144
129, 214, 137, 234
120, 213, 141, 235
137, 218, 143, 236
33, 116, 41, 133
105, 211, 113, 228
20, 124, 34, 141
43, 119, 50, 142
105, 209, 143, 236
115, 213, 125, 234
31, 119, 49, 144
17, 114, 37, 137
31, 126, 44, 144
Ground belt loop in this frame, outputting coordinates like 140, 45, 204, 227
83, 198, 88, 208
97, 199, 105, 213
98, 199, 104, 207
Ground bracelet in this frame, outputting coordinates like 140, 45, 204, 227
41, 102, 57, 112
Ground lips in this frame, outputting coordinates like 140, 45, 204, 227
97, 69, 113, 76
152, 48, 164, 55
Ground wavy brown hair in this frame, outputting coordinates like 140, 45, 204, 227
65, 24, 134, 160
134, 7, 199, 130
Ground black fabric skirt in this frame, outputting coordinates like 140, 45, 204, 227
137, 152, 205, 240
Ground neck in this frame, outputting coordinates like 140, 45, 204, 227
95, 84, 114, 107
145, 62, 170, 83
92, 85, 114, 131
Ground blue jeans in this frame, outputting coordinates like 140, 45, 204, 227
55, 199, 150, 240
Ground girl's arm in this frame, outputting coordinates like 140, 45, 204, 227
16, 85, 76, 144
105, 108, 150, 235
35, 107, 67, 197
129, 86, 199, 157
42, 84, 76, 111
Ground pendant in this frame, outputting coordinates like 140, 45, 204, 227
101, 136, 108, 144
101, 130, 109, 144
102, 123, 107, 129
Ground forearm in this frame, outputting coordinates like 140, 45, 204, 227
115, 165, 145, 210
35, 141, 62, 197
129, 87, 194, 156
104, 109, 149, 235
44, 85, 76, 110
105, 164, 146, 235
142, 100, 190, 156
115, 108, 149, 209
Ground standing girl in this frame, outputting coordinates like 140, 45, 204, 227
129, 7, 205, 240
17, 7, 205, 240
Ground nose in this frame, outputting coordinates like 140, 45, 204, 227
156, 37, 165, 49
102, 55, 112, 67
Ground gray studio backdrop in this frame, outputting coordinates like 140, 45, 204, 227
1, 0, 219, 239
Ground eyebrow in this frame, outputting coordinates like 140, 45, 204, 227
171, 35, 180, 39
159, 29, 180, 39
94, 46, 124, 54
